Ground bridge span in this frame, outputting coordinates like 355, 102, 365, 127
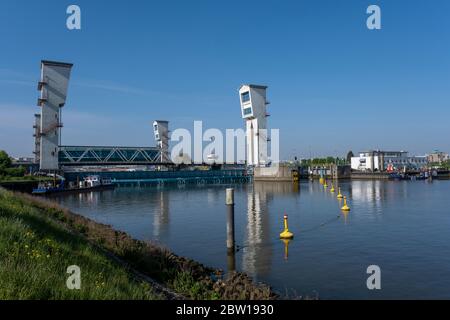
59, 145, 167, 166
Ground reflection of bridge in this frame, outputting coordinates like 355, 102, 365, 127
59, 146, 164, 166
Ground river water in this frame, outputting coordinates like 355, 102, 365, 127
52, 180, 450, 299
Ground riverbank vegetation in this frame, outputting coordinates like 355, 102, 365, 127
0, 188, 162, 299
299, 157, 347, 167
0, 175, 49, 183
429, 160, 450, 170
0, 188, 277, 300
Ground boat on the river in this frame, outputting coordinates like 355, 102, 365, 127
389, 172, 430, 181
32, 175, 115, 195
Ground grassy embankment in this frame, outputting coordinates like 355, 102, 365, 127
0, 188, 162, 299
0, 188, 276, 300
0, 176, 53, 183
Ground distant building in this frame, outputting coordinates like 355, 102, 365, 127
12, 157, 35, 165
11, 157, 38, 173
427, 150, 449, 164
351, 150, 428, 172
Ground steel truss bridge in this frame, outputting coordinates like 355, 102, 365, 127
58, 146, 166, 166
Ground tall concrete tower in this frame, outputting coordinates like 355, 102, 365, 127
153, 120, 170, 163
37, 60, 73, 171
239, 84, 270, 166
33, 113, 41, 164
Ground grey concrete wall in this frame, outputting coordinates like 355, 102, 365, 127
253, 164, 293, 182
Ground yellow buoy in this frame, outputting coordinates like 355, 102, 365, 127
341, 196, 351, 211
280, 214, 294, 239
330, 184, 335, 193
323, 180, 328, 188
337, 187, 343, 199
319, 177, 324, 185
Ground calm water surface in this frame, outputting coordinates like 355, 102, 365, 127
53, 180, 450, 299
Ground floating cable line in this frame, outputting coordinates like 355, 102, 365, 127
235, 214, 342, 252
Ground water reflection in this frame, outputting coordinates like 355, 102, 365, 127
227, 251, 236, 273
78, 191, 100, 205
153, 191, 170, 240
281, 239, 291, 260
341, 210, 349, 225
52, 180, 450, 299
242, 184, 271, 277
350, 180, 384, 214
242, 182, 300, 277
348, 180, 413, 217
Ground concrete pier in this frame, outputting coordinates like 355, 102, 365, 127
253, 164, 295, 182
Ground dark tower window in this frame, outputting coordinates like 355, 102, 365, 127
241, 91, 250, 103
243, 107, 252, 116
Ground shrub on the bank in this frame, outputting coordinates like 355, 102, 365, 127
0, 150, 12, 169
0, 151, 26, 180
2, 166, 26, 177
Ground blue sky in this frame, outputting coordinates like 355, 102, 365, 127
0, 0, 449, 159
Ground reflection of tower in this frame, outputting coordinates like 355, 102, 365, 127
153, 191, 170, 239
242, 184, 273, 277
239, 84, 270, 167
37, 60, 73, 171
153, 120, 170, 163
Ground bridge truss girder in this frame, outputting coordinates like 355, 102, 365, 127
59, 145, 171, 166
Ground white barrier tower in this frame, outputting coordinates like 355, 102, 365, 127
37, 60, 73, 171
239, 84, 270, 166
33, 113, 41, 164
153, 120, 170, 163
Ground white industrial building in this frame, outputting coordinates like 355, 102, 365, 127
351, 150, 428, 172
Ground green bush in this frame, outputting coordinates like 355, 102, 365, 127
3, 166, 26, 177
0, 150, 12, 169
0, 150, 27, 180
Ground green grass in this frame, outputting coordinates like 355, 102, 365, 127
170, 271, 220, 300
0, 176, 53, 183
0, 189, 161, 300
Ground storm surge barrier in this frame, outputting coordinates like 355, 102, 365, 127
64, 169, 251, 187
